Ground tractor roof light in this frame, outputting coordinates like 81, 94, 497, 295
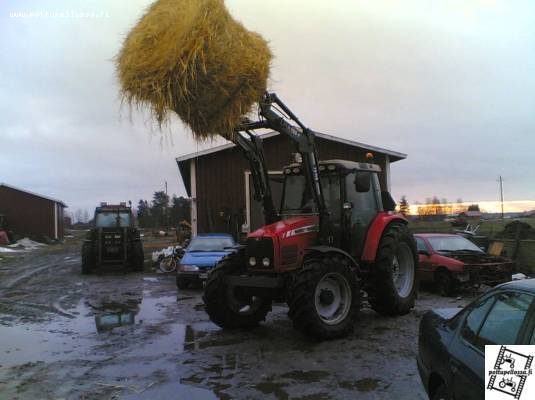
262, 257, 271, 267
248, 257, 257, 267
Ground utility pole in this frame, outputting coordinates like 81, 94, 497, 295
165, 181, 169, 229
499, 176, 504, 221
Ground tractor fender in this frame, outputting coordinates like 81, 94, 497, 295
306, 245, 360, 275
360, 213, 408, 263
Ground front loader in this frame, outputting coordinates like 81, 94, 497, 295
203, 93, 417, 340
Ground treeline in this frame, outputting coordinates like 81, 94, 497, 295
137, 191, 191, 228
398, 195, 480, 217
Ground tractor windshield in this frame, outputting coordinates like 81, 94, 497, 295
95, 211, 131, 228
280, 174, 341, 216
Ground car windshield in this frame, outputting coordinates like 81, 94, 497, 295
427, 236, 484, 253
95, 211, 131, 228
187, 237, 234, 252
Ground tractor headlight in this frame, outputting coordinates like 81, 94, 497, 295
248, 257, 257, 267
262, 257, 271, 267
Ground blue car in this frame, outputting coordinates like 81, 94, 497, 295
176, 234, 235, 289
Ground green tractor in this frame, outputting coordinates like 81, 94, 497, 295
81, 203, 144, 274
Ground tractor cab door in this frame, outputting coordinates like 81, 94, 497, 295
320, 174, 343, 247
342, 171, 382, 259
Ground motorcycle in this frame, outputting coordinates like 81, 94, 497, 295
154, 245, 184, 273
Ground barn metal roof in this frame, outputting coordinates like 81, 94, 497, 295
175, 130, 407, 163
0, 183, 67, 207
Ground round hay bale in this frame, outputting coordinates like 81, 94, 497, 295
116, 0, 272, 141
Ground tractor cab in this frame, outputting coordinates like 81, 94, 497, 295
280, 160, 388, 258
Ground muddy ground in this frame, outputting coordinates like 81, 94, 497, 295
0, 235, 476, 400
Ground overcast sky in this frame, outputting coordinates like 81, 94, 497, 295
1, 0, 534, 215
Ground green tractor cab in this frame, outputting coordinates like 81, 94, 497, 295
81, 203, 144, 274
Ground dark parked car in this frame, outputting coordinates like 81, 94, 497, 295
415, 233, 513, 296
417, 279, 535, 400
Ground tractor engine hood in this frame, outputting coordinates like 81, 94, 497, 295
248, 216, 319, 240
246, 216, 319, 272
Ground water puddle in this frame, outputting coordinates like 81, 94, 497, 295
0, 290, 180, 368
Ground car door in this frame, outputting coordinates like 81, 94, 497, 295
415, 237, 434, 281
448, 294, 495, 400
449, 291, 534, 399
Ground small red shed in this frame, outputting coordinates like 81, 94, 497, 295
0, 183, 67, 240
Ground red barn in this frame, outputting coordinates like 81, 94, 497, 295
0, 183, 67, 240
176, 131, 406, 239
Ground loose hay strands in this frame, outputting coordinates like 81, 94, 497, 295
116, 0, 272, 141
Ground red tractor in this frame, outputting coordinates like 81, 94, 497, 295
204, 93, 417, 340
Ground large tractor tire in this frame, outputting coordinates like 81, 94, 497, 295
81, 243, 95, 275
287, 253, 360, 340
203, 258, 272, 329
368, 223, 417, 316
130, 241, 144, 272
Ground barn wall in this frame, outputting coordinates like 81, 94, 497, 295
0, 186, 63, 239
192, 135, 389, 237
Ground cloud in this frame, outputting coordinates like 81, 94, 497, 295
0, 0, 534, 214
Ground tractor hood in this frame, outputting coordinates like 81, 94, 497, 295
248, 216, 319, 239
247, 216, 320, 272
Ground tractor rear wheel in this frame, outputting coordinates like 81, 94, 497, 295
368, 223, 417, 316
204, 258, 272, 329
81, 243, 95, 275
130, 241, 144, 272
288, 254, 360, 340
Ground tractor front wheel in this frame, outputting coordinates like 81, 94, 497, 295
81, 243, 95, 275
204, 259, 272, 329
369, 223, 417, 316
288, 254, 360, 340
130, 241, 144, 272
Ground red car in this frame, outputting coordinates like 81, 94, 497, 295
415, 233, 513, 296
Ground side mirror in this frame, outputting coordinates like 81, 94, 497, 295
354, 172, 370, 192
418, 250, 430, 257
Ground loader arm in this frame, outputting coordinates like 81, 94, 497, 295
233, 131, 279, 226
235, 92, 330, 244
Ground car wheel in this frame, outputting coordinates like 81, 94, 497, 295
436, 270, 454, 297
432, 384, 453, 400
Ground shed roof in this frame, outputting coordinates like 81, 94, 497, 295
175, 131, 406, 196
176, 130, 407, 163
0, 183, 67, 208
